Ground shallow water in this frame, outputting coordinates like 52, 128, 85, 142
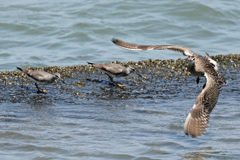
1, 1, 240, 159
1, 1, 240, 71
0, 58, 240, 159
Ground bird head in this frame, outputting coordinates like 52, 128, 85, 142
128, 66, 135, 74
53, 73, 65, 84
128, 66, 146, 79
187, 56, 195, 71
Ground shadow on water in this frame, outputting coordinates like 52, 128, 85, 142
86, 78, 119, 87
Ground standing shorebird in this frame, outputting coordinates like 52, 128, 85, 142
87, 62, 144, 87
17, 67, 65, 93
111, 38, 226, 86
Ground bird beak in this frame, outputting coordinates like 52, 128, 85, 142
58, 77, 66, 84
134, 71, 146, 79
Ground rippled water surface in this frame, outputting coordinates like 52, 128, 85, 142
1, 1, 240, 159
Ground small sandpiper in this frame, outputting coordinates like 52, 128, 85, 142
17, 67, 65, 93
111, 38, 226, 86
87, 62, 144, 87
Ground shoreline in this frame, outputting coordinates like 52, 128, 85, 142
0, 53, 238, 103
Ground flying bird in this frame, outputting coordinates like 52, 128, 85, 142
112, 38, 226, 137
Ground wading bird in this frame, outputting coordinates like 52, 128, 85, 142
17, 67, 65, 93
87, 62, 144, 87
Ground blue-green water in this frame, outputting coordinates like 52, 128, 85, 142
0, 1, 240, 159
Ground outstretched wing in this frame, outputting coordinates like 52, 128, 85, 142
112, 38, 195, 57
184, 69, 222, 138
184, 103, 210, 138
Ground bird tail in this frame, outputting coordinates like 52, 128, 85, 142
87, 62, 94, 65
16, 67, 23, 71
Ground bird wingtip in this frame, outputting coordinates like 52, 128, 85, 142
111, 37, 120, 43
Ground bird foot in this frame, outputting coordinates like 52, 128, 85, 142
202, 83, 206, 89
196, 77, 200, 84
42, 89, 49, 93
116, 84, 126, 87
35, 83, 49, 93
37, 89, 49, 93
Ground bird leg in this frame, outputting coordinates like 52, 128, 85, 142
202, 83, 206, 89
196, 76, 200, 84
35, 83, 49, 93
196, 77, 206, 89
105, 74, 125, 87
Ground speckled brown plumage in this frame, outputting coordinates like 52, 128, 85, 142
184, 55, 224, 137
